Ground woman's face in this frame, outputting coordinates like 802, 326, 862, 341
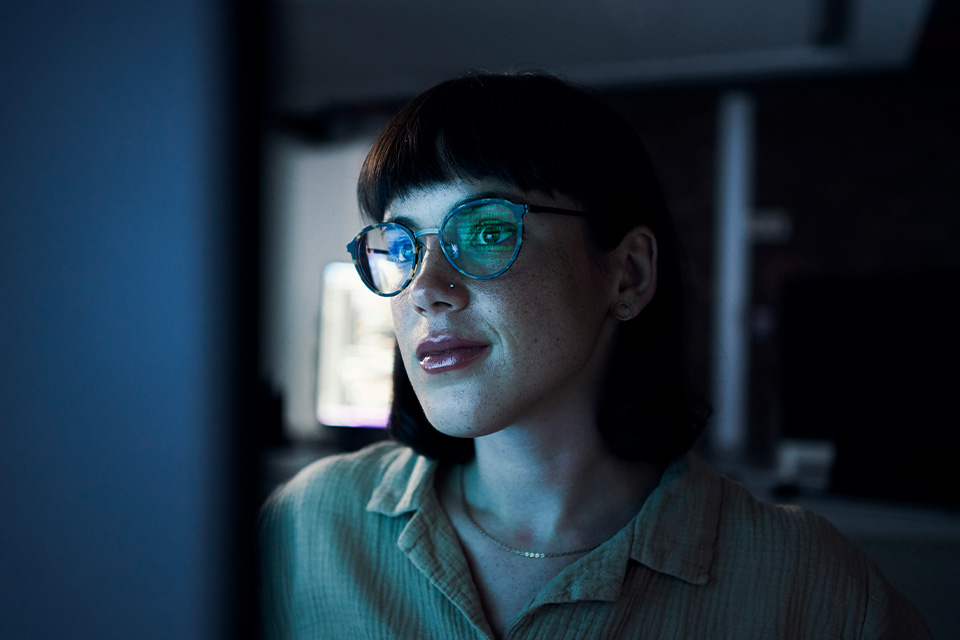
386, 180, 623, 440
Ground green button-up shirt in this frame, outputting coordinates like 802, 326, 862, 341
260, 442, 931, 639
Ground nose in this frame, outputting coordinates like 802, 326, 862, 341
409, 234, 469, 315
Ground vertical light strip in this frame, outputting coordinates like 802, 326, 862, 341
712, 91, 754, 458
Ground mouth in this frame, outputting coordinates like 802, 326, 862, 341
416, 335, 490, 374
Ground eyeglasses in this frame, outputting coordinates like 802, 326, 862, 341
346, 198, 588, 296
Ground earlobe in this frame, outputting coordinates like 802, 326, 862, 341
610, 226, 657, 320
613, 301, 636, 321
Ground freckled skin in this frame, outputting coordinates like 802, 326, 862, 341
384, 180, 663, 638
387, 181, 621, 440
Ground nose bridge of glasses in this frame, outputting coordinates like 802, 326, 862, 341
411, 227, 450, 273
412, 227, 441, 246
411, 227, 448, 269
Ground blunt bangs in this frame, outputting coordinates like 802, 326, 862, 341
357, 73, 667, 250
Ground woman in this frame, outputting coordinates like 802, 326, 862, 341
260, 73, 931, 639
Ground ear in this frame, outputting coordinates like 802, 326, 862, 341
609, 226, 657, 321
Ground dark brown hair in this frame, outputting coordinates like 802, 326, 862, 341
357, 72, 709, 463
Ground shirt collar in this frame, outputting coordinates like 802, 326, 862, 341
365, 445, 721, 586
366, 446, 438, 516
627, 453, 721, 585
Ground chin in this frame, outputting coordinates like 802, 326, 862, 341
420, 401, 507, 440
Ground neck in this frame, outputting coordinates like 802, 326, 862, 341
464, 425, 663, 553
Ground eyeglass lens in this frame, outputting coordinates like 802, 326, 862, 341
354, 225, 416, 294
354, 201, 521, 295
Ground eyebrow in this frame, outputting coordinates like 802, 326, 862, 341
453, 191, 518, 207
384, 191, 522, 228
382, 214, 417, 228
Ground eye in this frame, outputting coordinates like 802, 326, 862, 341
388, 242, 414, 263
469, 221, 516, 246
383, 232, 415, 263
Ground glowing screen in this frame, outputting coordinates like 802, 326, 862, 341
315, 262, 395, 428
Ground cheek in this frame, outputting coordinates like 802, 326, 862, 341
389, 297, 421, 388
485, 258, 606, 364
390, 295, 414, 344
389, 299, 403, 342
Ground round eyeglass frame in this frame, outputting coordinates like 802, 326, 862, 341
346, 198, 589, 297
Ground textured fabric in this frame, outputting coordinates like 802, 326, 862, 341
260, 441, 932, 639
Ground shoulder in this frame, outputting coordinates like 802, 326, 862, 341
716, 471, 859, 558
707, 463, 875, 583
259, 442, 441, 638
275, 440, 415, 497
701, 461, 932, 638
259, 441, 422, 532
673, 455, 860, 559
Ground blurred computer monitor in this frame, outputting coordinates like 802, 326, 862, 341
315, 262, 394, 428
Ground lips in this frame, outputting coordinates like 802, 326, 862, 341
416, 335, 490, 373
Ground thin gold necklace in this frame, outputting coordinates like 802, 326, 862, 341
459, 465, 600, 559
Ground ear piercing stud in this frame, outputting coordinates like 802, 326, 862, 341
613, 301, 635, 321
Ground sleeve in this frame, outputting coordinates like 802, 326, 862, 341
858, 559, 934, 640
258, 485, 300, 640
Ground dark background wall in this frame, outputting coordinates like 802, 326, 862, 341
752, 66, 959, 504
0, 1, 259, 638
603, 30, 958, 501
